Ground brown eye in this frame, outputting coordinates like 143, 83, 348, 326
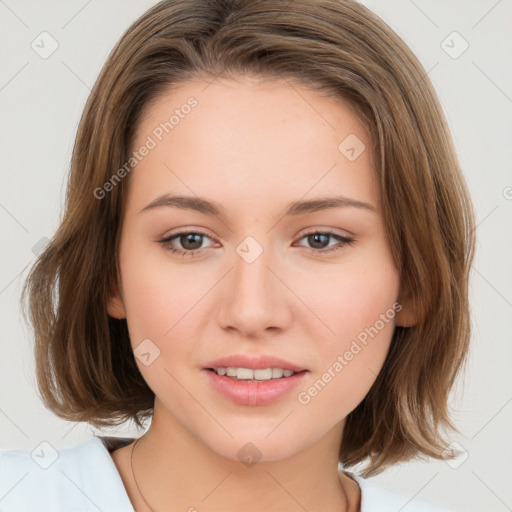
176, 233, 204, 250
296, 231, 355, 254
158, 231, 215, 256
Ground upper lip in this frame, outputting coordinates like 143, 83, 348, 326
204, 354, 307, 372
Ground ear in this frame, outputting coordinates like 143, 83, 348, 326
107, 282, 126, 319
395, 286, 419, 327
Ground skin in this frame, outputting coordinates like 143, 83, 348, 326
107, 74, 415, 512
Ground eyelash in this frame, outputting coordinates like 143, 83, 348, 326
158, 230, 355, 257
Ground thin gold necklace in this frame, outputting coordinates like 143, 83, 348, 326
130, 436, 157, 512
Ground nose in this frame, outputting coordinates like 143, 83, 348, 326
215, 239, 292, 338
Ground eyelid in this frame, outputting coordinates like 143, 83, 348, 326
157, 228, 218, 257
157, 227, 217, 243
296, 225, 355, 239
294, 229, 355, 254
157, 227, 355, 257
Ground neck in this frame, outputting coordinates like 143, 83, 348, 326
125, 401, 358, 512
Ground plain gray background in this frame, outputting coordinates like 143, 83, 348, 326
1, 1, 511, 511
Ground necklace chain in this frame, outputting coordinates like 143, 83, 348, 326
130, 435, 157, 512
129, 436, 354, 511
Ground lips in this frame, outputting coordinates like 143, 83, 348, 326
202, 353, 309, 406
203, 354, 307, 372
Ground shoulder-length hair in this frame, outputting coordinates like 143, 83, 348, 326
21, 0, 475, 477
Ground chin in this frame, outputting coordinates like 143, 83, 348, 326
200, 424, 320, 464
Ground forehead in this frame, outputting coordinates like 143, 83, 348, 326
126, 75, 377, 217
134, 75, 370, 150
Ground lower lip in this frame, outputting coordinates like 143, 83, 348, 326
203, 369, 309, 406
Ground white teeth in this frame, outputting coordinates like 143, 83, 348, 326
272, 368, 283, 378
254, 368, 272, 380
214, 367, 298, 380
236, 368, 254, 380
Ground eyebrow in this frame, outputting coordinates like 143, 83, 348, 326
139, 194, 377, 217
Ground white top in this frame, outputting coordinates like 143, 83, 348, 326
0, 436, 452, 511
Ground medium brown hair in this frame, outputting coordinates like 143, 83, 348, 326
21, 0, 475, 477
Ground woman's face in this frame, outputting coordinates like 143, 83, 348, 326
108, 75, 407, 461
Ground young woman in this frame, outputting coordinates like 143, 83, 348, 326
1, 1, 474, 510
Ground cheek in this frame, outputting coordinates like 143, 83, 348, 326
118, 234, 203, 337
304, 247, 400, 342
294, 250, 400, 412
118, 256, 205, 399
116, 240, 191, 373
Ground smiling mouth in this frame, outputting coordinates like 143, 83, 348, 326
206, 367, 307, 381
203, 366, 309, 406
